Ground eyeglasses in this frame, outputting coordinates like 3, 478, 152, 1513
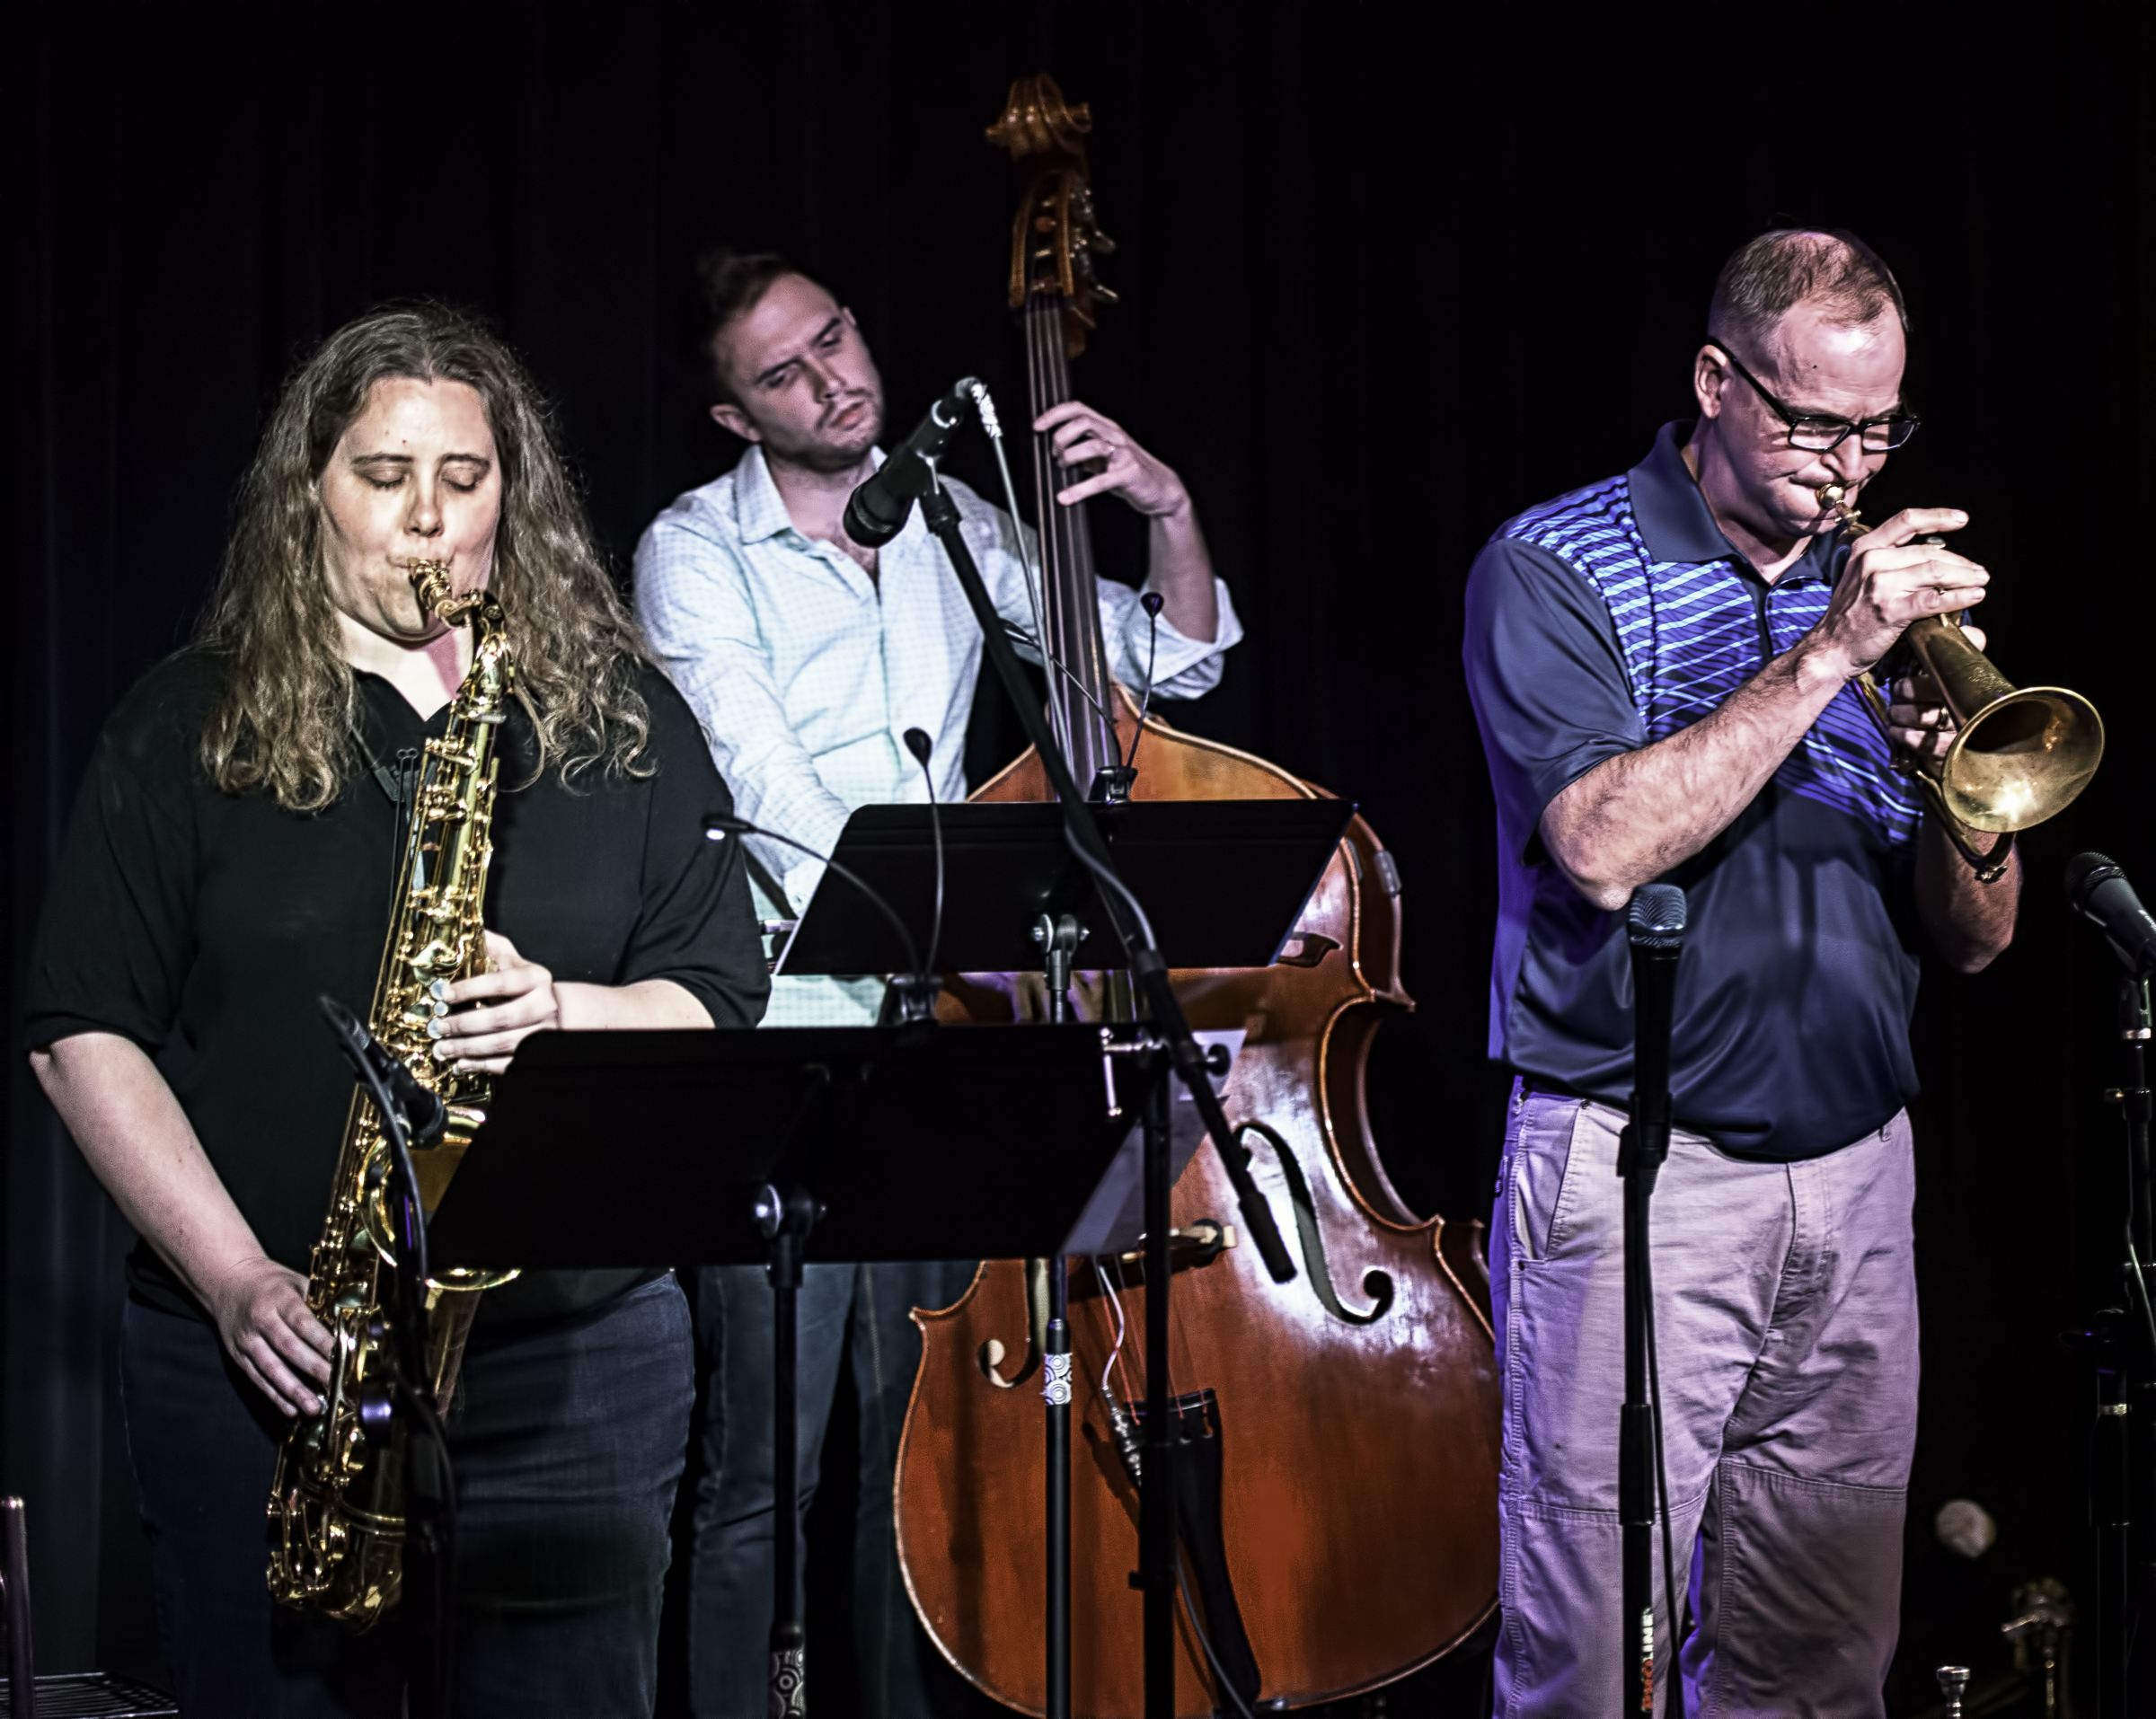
1706, 339, 1921, 454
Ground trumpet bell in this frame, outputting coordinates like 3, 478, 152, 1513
1910, 611, 2103, 831
1937, 686, 2105, 833
1815, 480, 2105, 842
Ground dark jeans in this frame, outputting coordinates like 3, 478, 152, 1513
121, 1273, 694, 1717
688, 1260, 976, 1719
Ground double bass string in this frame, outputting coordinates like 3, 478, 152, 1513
1021, 300, 1068, 768
1021, 291, 1198, 1416
1023, 295, 1117, 778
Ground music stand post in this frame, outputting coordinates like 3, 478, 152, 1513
1041, 931, 1081, 1719
914, 472, 1294, 1719
756, 1178, 818, 1715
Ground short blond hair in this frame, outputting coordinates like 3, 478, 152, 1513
1708, 228, 1906, 361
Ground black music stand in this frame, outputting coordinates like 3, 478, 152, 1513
429, 1023, 1153, 1717
775, 798, 1353, 978
775, 798, 1339, 1719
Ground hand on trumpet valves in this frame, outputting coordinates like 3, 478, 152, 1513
1804, 505, 1988, 683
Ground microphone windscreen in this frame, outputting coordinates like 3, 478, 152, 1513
2066, 851, 2124, 918
903, 727, 933, 765
1628, 884, 1688, 949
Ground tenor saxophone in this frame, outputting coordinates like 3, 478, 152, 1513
267, 560, 519, 1627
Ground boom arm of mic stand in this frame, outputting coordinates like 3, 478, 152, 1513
917, 483, 1298, 1284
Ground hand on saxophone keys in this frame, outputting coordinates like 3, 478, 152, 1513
204, 1254, 333, 1418
428, 930, 561, 1074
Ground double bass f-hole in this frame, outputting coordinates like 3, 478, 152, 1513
1232, 1121, 1395, 1326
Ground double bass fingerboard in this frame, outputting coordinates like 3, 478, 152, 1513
1022, 295, 1123, 798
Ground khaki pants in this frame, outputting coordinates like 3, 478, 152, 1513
1490, 1084, 1919, 1717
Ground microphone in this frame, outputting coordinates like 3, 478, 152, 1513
318, 994, 440, 1283
2067, 852, 2156, 976
704, 812, 938, 1021
319, 994, 447, 1150
843, 377, 980, 549
1621, 884, 1688, 1189
902, 728, 946, 976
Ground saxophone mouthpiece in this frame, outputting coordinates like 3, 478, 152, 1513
407, 558, 453, 616
408, 560, 486, 627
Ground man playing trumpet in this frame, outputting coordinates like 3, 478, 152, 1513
1463, 229, 2017, 1713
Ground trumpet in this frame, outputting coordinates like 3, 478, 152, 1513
1818, 481, 2102, 877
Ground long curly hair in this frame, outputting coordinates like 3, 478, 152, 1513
198, 304, 650, 810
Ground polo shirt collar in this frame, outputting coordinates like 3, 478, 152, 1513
732, 443, 888, 547
1629, 420, 1839, 586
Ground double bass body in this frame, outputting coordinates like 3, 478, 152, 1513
900, 711, 1501, 1715
892, 75, 1500, 1715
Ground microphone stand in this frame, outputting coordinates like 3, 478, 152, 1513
2081, 965, 2156, 1717
1617, 888, 1685, 1715
2063, 854, 2156, 1716
316, 998, 456, 1719
866, 428, 1295, 1719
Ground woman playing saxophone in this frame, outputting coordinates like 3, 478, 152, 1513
23, 304, 768, 1715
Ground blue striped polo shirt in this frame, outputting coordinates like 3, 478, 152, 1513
1463, 422, 1924, 1160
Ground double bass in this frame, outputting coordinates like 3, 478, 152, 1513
893, 77, 1501, 1716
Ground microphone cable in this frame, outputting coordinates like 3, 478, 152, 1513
1127, 591, 1163, 771
975, 380, 1070, 766
999, 620, 1118, 736
1644, 1225, 1684, 1682
703, 814, 923, 977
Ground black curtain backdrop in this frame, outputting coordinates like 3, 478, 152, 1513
8, 2, 2152, 1707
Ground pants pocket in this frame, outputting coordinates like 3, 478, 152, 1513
1510, 1096, 1588, 1265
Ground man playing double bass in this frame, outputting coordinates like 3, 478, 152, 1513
631, 249, 1241, 1718
1463, 229, 2017, 1713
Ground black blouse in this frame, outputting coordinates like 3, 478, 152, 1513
24, 649, 769, 1323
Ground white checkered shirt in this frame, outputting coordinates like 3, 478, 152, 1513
632, 445, 1242, 1024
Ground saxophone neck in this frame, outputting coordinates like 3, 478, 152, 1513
406, 561, 514, 708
